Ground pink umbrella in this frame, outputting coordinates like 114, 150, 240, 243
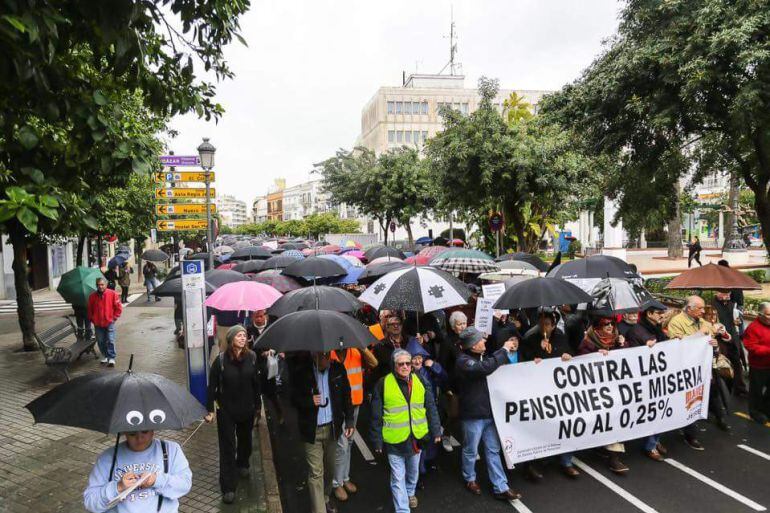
405, 255, 431, 265
204, 281, 282, 312
345, 250, 365, 260
215, 262, 239, 271
302, 248, 315, 256
418, 246, 450, 259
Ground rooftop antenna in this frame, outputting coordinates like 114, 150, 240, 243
438, 6, 460, 75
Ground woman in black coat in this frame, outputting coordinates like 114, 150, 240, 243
204, 325, 261, 504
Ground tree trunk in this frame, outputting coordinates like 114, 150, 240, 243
403, 221, 414, 246
97, 234, 103, 268
76, 234, 86, 266
9, 224, 36, 351
667, 185, 683, 258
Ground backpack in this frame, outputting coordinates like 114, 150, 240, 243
109, 439, 169, 511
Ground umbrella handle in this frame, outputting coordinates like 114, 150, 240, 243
128, 354, 134, 372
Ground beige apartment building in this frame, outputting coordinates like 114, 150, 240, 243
357, 73, 551, 154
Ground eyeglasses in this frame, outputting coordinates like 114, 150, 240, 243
395, 361, 412, 367
387, 322, 402, 327
598, 321, 614, 327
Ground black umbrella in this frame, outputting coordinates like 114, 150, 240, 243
269, 286, 362, 317
140, 249, 169, 262
357, 261, 412, 284
492, 277, 593, 310
254, 310, 377, 352
233, 260, 265, 274
359, 266, 470, 313
283, 256, 347, 280
262, 254, 302, 270
547, 255, 636, 280
495, 252, 549, 272
365, 246, 406, 261
154, 269, 248, 297
25, 357, 206, 434
230, 246, 273, 261
278, 243, 298, 250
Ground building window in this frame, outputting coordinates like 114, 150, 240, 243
422, 131, 428, 142
396, 102, 403, 114
413, 130, 421, 143
421, 101, 429, 114
396, 130, 403, 143
462, 102, 469, 114
388, 130, 395, 143
405, 101, 412, 115
387, 101, 394, 114
405, 131, 411, 143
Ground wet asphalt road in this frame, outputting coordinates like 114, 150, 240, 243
267, 392, 770, 513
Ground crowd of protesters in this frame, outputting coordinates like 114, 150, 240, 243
194, 283, 770, 513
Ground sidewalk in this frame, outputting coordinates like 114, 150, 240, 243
0, 300, 269, 512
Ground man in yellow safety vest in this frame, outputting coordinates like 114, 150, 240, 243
370, 349, 441, 513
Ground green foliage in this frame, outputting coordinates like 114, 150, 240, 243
314, 147, 435, 244
539, 0, 770, 256
236, 213, 360, 239
502, 92, 533, 125
440, 228, 466, 241
93, 172, 157, 241
0, 187, 58, 234
746, 270, 767, 284
425, 76, 594, 253
568, 239, 582, 259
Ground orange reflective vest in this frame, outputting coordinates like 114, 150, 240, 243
331, 348, 364, 406
369, 323, 385, 342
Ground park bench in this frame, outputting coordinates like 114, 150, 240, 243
34, 317, 98, 381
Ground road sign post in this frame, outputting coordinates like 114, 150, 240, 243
181, 260, 208, 405
156, 204, 216, 216
156, 219, 209, 231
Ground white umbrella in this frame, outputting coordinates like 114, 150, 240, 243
359, 266, 470, 313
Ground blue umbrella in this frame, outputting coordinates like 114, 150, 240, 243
319, 254, 364, 285
415, 236, 433, 245
107, 254, 127, 269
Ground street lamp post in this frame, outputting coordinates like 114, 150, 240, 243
197, 138, 216, 270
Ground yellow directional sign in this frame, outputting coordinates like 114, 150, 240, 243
156, 204, 216, 215
154, 171, 215, 183
155, 188, 214, 199
156, 219, 208, 231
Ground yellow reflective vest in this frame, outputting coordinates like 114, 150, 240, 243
382, 373, 428, 444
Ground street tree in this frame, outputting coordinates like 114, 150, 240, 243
426, 77, 590, 253
0, 1, 249, 350
539, 0, 770, 257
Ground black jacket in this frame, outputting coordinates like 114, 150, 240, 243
562, 313, 587, 353
712, 299, 739, 340
455, 348, 510, 420
490, 319, 521, 354
206, 350, 261, 421
288, 355, 354, 443
617, 320, 636, 338
626, 317, 667, 346
521, 326, 572, 361
369, 372, 441, 455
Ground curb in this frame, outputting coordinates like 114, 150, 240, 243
257, 405, 283, 513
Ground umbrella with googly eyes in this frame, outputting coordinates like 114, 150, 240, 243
25, 355, 207, 464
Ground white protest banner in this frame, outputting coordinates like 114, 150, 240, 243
474, 298, 495, 334
488, 336, 712, 467
482, 283, 506, 302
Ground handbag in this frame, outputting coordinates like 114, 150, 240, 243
266, 353, 279, 380
713, 353, 734, 380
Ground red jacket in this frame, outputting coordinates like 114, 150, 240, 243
87, 289, 123, 328
742, 319, 770, 369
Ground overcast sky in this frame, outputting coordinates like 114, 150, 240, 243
167, 0, 622, 205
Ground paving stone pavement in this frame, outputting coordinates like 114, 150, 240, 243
0, 302, 267, 513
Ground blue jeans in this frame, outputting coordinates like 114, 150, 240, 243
560, 453, 574, 467
387, 451, 420, 513
461, 418, 509, 494
644, 434, 660, 452
95, 323, 116, 359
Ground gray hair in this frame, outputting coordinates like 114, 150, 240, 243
95, 277, 106, 285
449, 311, 467, 328
759, 302, 770, 315
391, 349, 411, 365
685, 295, 704, 310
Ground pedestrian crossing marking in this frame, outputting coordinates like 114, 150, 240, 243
664, 458, 766, 511
510, 499, 534, 513
352, 430, 375, 463
737, 444, 770, 462
0, 299, 71, 315
572, 458, 660, 513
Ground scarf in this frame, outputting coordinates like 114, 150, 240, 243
584, 326, 618, 351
